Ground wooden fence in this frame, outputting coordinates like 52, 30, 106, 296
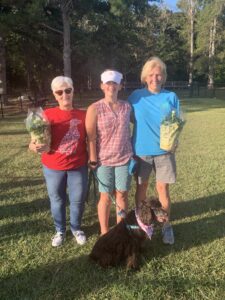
1, 82, 225, 117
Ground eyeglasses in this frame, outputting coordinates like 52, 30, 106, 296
54, 88, 73, 96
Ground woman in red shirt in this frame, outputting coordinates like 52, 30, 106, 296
29, 76, 88, 247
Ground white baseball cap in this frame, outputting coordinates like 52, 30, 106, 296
101, 70, 123, 84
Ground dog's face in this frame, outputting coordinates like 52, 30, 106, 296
151, 207, 168, 223
137, 197, 168, 224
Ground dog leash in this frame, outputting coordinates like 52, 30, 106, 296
90, 169, 126, 218
85, 169, 98, 203
88, 169, 155, 238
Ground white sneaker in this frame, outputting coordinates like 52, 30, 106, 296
51, 232, 65, 247
73, 230, 86, 245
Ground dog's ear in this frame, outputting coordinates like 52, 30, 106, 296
136, 199, 153, 225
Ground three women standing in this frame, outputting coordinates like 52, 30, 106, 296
29, 58, 180, 246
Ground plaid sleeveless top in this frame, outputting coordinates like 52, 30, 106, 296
94, 99, 133, 166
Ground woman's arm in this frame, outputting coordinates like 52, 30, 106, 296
85, 104, 98, 166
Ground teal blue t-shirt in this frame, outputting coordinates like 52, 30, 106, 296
128, 88, 180, 156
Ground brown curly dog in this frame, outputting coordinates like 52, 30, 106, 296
89, 197, 168, 269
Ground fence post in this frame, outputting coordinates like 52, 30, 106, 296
189, 84, 193, 98
0, 88, 4, 118
197, 82, 199, 97
0, 94, 4, 118
19, 95, 23, 111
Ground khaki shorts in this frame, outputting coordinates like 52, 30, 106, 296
137, 153, 176, 184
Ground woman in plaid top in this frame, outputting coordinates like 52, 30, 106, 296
86, 70, 133, 235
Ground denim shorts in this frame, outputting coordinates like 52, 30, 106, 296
137, 153, 176, 184
96, 163, 131, 193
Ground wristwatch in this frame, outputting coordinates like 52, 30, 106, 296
89, 161, 98, 166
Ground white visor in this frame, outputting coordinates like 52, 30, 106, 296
101, 70, 123, 84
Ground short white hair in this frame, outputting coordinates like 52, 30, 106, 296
51, 76, 73, 91
141, 57, 167, 84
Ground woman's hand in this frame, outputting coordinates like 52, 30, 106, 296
29, 140, 50, 154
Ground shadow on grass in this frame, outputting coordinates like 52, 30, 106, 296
1, 193, 225, 300
1, 216, 100, 244
181, 98, 225, 113
142, 192, 225, 258
0, 198, 49, 220
172, 212, 225, 251
183, 104, 225, 113
142, 211, 225, 267
172, 192, 225, 221
2, 228, 225, 300
1, 255, 125, 300
0, 149, 26, 169
0, 177, 44, 191
0, 114, 26, 122
0, 130, 27, 135
1, 218, 52, 243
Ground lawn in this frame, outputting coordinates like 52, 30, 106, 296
1, 98, 225, 300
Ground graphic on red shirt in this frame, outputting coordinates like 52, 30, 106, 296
42, 107, 87, 170
57, 119, 81, 155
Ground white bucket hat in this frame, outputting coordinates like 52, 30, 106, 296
101, 70, 123, 84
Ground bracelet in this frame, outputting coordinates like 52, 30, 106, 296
89, 161, 98, 166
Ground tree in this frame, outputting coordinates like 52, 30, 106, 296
196, 0, 225, 88
0, 35, 7, 103
177, 0, 199, 85
44, 0, 73, 77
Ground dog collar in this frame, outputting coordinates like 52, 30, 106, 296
135, 208, 154, 239
126, 224, 139, 231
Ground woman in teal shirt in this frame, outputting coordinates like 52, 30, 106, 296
128, 56, 180, 245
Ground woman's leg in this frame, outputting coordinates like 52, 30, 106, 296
154, 153, 176, 220
115, 163, 130, 222
115, 190, 128, 223
135, 157, 153, 206
156, 181, 171, 219
42, 166, 67, 233
67, 166, 88, 233
156, 181, 174, 244
97, 192, 112, 235
96, 165, 114, 235
135, 179, 149, 206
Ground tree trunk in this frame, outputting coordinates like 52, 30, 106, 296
188, 0, 194, 85
61, 3, 71, 77
208, 17, 216, 89
0, 36, 7, 104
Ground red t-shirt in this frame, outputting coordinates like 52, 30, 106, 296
41, 107, 87, 170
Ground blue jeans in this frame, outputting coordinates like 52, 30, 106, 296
42, 165, 88, 234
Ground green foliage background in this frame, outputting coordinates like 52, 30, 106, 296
1, 0, 225, 95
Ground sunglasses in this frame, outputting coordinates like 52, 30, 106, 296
54, 88, 73, 96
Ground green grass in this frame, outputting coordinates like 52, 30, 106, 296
1, 98, 225, 300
